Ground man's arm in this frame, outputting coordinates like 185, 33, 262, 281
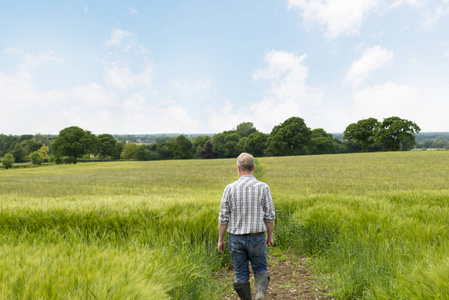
218, 223, 228, 254
266, 222, 274, 247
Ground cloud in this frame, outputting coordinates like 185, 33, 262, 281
419, 1, 449, 29
352, 82, 410, 118
288, 0, 380, 39
171, 79, 210, 93
210, 50, 322, 133
388, 0, 421, 10
119, 95, 201, 133
0, 31, 203, 135
101, 29, 154, 92
4, 47, 19, 54
253, 50, 308, 101
103, 61, 154, 92
344, 46, 393, 88
288, 0, 442, 39
129, 8, 140, 16
351, 80, 449, 132
105, 29, 150, 56
106, 29, 133, 47
21, 51, 64, 70
0, 62, 202, 134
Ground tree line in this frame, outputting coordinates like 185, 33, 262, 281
1, 116, 423, 168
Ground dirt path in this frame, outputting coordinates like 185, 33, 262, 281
215, 250, 333, 300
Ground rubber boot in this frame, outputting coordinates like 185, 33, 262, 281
255, 272, 270, 300
233, 281, 252, 300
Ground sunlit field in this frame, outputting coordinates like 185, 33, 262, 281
1, 151, 448, 299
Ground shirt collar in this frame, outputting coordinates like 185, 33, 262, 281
239, 174, 255, 179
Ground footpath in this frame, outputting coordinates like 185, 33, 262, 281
216, 250, 333, 299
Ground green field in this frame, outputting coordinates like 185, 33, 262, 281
1, 151, 448, 299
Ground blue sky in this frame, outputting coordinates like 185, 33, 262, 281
1, 0, 448, 135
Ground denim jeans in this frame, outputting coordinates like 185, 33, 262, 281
228, 233, 268, 282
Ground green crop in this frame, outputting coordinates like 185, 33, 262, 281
0, 151, 448, 299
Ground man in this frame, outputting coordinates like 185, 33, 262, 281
218, 153, 275, 300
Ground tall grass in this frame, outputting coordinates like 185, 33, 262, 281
0, 159, 236, 299
1, 152, 448, 298
264, 152, 449, 299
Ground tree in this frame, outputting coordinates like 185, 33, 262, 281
37, 145, 50, 161
343, 118, 379, 152
136, 145, 151, 161
310, 128, 335, 155
97, 134, 118, 160
235, 122, 257, 138
30, 151, 44, 165
120, 142, 139, 159
12, 143, 27, 163
266, 117, 312, 156
199, 141, 217, 159
0, 134, 17, 157
432, 139, 448, 149
374, 117, 421, 151
51, 126, 98, 164
22, 139, 43, 153
212, 131, 241, 158
115, 142, 126, 159
2, 153, 14, 169
33, 134, 51, 149
155, 141, 174, 160
170, 135, 193, 159
244, 132, 268, 157
192, 135, 211, 158
235, 137, 248, 155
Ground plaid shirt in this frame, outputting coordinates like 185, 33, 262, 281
218, 175, 275, 235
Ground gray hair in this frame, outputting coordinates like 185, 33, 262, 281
237, 152, 255, 172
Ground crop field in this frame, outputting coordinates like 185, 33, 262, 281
0, 151, 448, 299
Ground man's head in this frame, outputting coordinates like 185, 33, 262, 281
237, 152, 255, 174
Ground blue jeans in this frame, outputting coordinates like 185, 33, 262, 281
228, 233, 268, 282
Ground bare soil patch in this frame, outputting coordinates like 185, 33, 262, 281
215, 250, 333, 300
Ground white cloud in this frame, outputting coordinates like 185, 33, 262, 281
4, 47, 19, 54
344, 46, 393, 88
105, 29, 150, 56
106, 29, 133, 46
119, 95, 201, 133
288, 0, 380, 39
351, 80, 449, 131
252, 51, 311, 132
21, 51, 64, 70
101, 29, 154, 92
0, 63, 203, 134
208, 101, 251, 133
288, 0, 442, 39
0, 38, 204, 134
253, 50, 308, 102
388, 0, 421, 10
129, 8, 140, 16
171, 79, 210, 93
210, 50, 322, 133
352, 82, 411, 118
103, 61, 154, 92
419, 1, 449, 29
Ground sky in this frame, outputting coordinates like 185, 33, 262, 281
1, 0, 448, 135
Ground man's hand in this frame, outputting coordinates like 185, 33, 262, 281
218, 241, 225, 254
218, 224, 228, 255
266, 222, 274, 247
